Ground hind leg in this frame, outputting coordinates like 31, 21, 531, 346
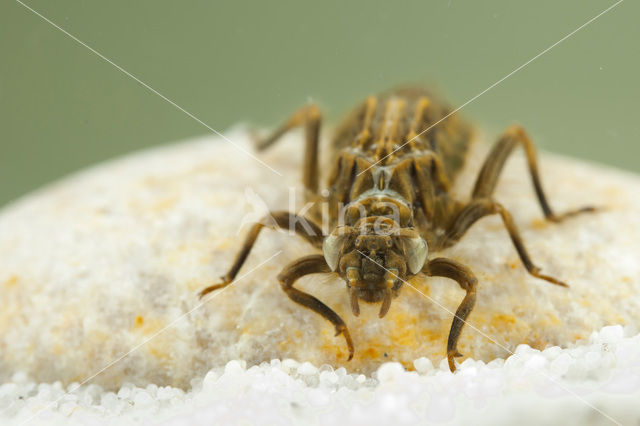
256, 104, 322, 195
473, 125, 594, 221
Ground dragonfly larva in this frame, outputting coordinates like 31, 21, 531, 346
198, 87, 594, 371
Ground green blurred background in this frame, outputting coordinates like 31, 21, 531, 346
1, 0, 637, 208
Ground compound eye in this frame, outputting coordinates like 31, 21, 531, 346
386, 238, 393, 248
404, 237, 428, 274
323, 234, 342, 271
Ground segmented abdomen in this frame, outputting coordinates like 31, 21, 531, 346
330, 87, 473, 181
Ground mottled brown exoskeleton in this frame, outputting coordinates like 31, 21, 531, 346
198, 88, 593, 371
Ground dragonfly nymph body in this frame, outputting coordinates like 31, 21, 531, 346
198, 87, 593, 371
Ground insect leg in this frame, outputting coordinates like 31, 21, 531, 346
442, 199, 567, 286
422, 257, 477, 372
198, 211, 323, 298
472, 125, 594, 221
278, 254, 354, 360
255, 104, 322, 194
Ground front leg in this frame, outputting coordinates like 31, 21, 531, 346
278, 254, 354, 361
422, 258, 477, 372
198, 211, 323, 298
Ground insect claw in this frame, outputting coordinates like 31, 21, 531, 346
198, 278, 231, 299
531, 268, 569, 287
548, 205, 598, 223
447, 349, 460, 372
335, 324, 355, 361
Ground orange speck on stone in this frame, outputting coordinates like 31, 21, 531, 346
277, 338, 292, 351
53, 343, 64, 355
362, 346, 381, 359
3, 275, 19, 287
186, 280, 204, 292
149, 346, 170, 360
492, 314, 517, 325
133, 316, 165, 335
400, 360, 413, 371
524, 335, 547, 351
545, 314, 561, 325
531, 218, 548, 230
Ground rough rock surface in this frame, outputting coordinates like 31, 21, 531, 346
0, 129, 638, 390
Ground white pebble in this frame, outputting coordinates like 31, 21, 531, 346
224, 360, 246, 375
376, 362, 405, 382
459, 358, 477, 371
487, 358, 505, 368
319, 371, 339, 385
156, 386, 174, 401
297, 362, 318, 376
145, 384, 158, 398
413, 357, 433, 374
100, 392, 119, 411
514, 344, 538, 356
59, 401, 77, 417
202, 370, 220, 392
270, 359, 281, 368
523, 354, 547, 371
133, 391, 154, 408
550, 353, 573, 375
281, 359, 299, 373
598, 325, 624, 343
542, 346, 562, 359
85, 384, 103, 400
117, 387, 132, 400
307, 388, 331, 406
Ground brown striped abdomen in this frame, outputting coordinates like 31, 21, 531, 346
330, 87, 473, 182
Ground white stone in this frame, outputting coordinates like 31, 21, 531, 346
297, 362, 318, 376
132, 391, 155, 409
412, 357, 433, 374
596, 325, 625, 344
376, 362, 405, 382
